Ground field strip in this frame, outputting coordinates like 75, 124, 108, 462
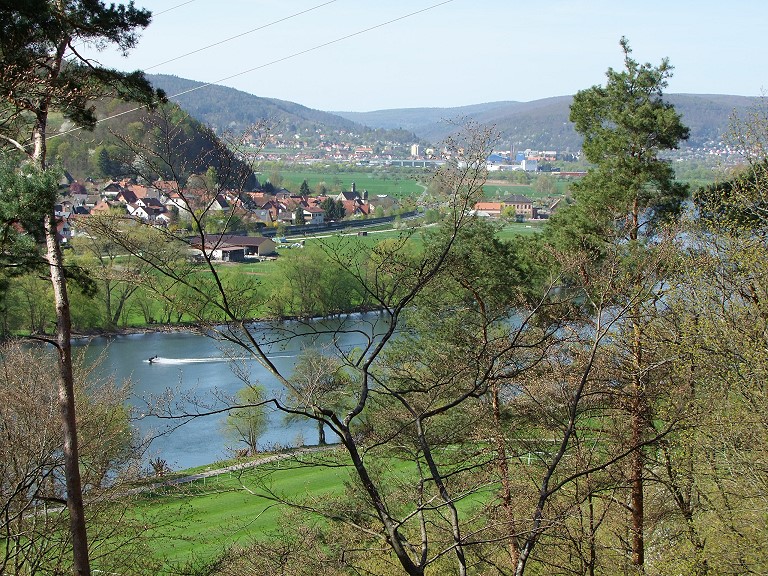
129, 445, 336, 494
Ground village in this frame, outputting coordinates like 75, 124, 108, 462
54, 175, 407, 256
53, 155, 566, 262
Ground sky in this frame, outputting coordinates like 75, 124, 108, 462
85, 0, 768, 112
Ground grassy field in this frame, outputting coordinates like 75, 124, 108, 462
70, 218, 542, 331
131, 455, 351, 568
273, 168, 574, 202
273, 169, 426, 199
482, 179, 572, 200
497, 220, 546, 238
124, 446, 496, 571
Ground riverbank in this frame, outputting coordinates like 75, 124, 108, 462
70, 305, 387, 340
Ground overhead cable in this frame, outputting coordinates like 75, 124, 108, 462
144, 0, 339, 72
50, 0, 455, 140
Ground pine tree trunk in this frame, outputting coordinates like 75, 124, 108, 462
492, 382, 520, 567
45, 212, 91, 576
630, 316, 644, 573
34, 32, 91, 568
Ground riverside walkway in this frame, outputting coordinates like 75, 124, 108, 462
130, 445, 334, 494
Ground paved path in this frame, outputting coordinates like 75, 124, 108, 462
130, 445, 333, 494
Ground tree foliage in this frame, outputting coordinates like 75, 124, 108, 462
0, 3, 163, 574
551, 37, 689, 258
0, 341, 153, 575
224, 385, 269, 456
545, 37, 690, 573
320, 196, 345, 221
0, 157, 57, 287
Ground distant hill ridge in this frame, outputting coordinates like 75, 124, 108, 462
148, 74, 760, 151
147, 74, 420, 145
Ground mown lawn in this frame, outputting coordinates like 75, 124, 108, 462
482, 179, 572, 200
125, 446, 497, 572
131, 455, 352, 569
277, 169, 426, 199
497, 221, 546, 239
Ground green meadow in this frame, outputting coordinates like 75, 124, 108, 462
123, 447, 497, 571
482, 178, 572, 200
271, 168, 427, 199
131, 456, 351, 567
75, 220, 543, 329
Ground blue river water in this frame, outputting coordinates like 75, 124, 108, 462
77, 314, 382, 471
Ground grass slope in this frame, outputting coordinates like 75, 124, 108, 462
131, 455, 351, 569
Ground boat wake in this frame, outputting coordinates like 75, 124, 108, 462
146, 354, 298, 365
146, 357, 238, 365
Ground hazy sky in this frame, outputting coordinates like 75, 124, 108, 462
86, 0, 768, 112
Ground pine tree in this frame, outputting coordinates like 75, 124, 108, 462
549, 37, 689, 572
0, 2, 162, 574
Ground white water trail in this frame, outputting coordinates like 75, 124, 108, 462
145, 353, 298, 365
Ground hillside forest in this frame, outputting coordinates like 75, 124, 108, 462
1, 3, 768, 576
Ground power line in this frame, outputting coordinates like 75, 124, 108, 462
173, 0, 455, 98
50, 0, 455, 141
69, 0, 201, 52
153, 0, 200, 17
144, 0, 339, 72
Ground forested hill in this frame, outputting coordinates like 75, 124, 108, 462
46, 99, 257, 186
143, 74, 759, 152
147, 74, 420, 144
335, 94, 761, 150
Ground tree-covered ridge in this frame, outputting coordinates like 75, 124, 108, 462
46, 98, 257, 187
338, 94, 761, 151
147, 73, 422, 146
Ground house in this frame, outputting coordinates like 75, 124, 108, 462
249, 208, 273, 224
116, 188, 139, 205
210, 194, 230, 211
336, 191, 359, 203
56, 218, 72, 244
502, 195, 536, 219
189, 235, 277, 260
164, 191, 199, 216
473, 202, 503, 217
276, 211, 295, 225
124, 183, 155, 199
260, 199, 284, 222
102, 181, 123, 196
152, 179, 179, 195
304, 205, 325, 225
129, 203, 167, 222
473, 195, 537, 220
91, 198, 123, 214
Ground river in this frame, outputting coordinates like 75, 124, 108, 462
78, 313, 383, 471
